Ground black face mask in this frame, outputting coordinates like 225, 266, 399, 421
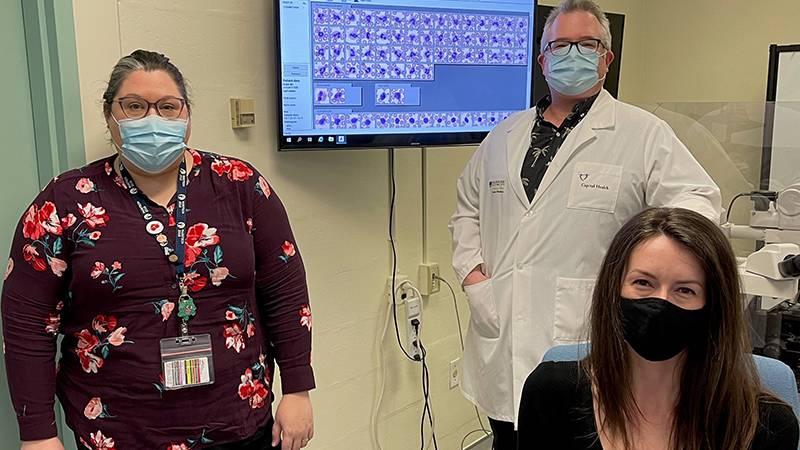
620, 297, 707, 362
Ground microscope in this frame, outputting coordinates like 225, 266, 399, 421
722, 184, 800, 379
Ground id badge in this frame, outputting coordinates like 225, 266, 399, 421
159, 334, 215, 390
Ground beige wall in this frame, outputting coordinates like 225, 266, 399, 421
634, 0, 800, 230
637, 0, 800, 103
71, 1, 797, 449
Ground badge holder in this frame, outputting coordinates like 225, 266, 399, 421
159, 333, 215, 390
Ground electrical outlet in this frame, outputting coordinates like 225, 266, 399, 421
386, 275, 409, 305
449, 357, 461, 389
418, 263, 441, 295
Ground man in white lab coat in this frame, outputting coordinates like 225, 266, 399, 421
448, 1, 722, 448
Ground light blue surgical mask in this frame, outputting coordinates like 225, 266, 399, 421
545, 49, 606, 97
114, 114, 188, 174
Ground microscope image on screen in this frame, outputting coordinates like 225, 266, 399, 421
277, 0, 537, 149
310, 6, 527, 133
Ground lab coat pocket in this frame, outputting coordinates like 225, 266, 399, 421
553, 277, 595, 342
463, 278, 501, 339
567, 162, 623, 213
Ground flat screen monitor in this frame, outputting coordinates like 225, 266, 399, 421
276, 0, 538, 150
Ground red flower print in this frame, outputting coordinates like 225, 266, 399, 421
90, 259, 125, 292
76, 329, 99, 351
229, 160, 254, 181
160, 301, 175, 321
167, 204, 176, 227
246, 218, 253, 234
38, 201, 63, 235
76, 178, 96, 194
87, 430, 116, 450
5, 257, 13, 281
238, 368, 255, 399
224, 303, 256, 348
250, 380, 269, 408
84, 397, 103, 420
104, 161, 113, 176
279, 241, 296, 263
210, 266, 230, 286
89, 231, 102, 240
182, 272, 208, 292
237, 365, 270, 409
258, 176, 271, 198
45, 301, 64, 335
184, 223, 220, 266
112, 174, 125, 189
75, 315, 131, 374
300, 305, 312, 331
167, 444, 189, 450
22, 244, 47, 272
77, 350, 104, 375
45, 313, 61, 335
76, 330, 104, 373
185, 223, 220, 248
224, 323, 246, 353
90, 262, 106, 279
92, 315, 117, 333
211, 159, 232, 176
61, 213, 77, 229
107, 327, 127, 347
78, 203, 110, 228
191, 149, 202, 166
49, 257, 67, 277
22, 205, 45, 240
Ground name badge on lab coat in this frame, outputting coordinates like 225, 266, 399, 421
489, 180, 505, 194
567, 162, 623, 213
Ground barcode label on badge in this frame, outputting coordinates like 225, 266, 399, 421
164, 357, 210, 389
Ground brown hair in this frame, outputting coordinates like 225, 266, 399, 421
102, 49, 191, 118
585, 207, 764, 449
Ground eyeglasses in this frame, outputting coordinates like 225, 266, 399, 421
113, 96, 186, 120
545, 39, 606, 56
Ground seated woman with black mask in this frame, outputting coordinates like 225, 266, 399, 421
518, 207, 799, 450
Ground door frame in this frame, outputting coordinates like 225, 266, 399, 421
20, 0, 85, 446
22, 0, 85, 187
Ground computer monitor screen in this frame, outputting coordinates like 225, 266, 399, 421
276, 0, 538, 150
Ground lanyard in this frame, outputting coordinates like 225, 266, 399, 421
118, 159, 195, 336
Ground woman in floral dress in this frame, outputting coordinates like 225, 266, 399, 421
2, 50, 314, 450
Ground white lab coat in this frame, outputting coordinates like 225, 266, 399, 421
448, 90, 722, 423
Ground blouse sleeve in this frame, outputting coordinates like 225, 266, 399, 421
1, 181, 71, 441
250, 173, 315, 394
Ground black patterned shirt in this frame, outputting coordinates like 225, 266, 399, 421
521, 94, 598, 202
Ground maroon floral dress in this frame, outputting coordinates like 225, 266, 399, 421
1, 149, 314, 449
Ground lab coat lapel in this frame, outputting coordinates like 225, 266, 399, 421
530, 90, 617, 210
505, 112, 537, 208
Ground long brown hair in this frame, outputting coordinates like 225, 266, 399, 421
585, 207, 764, 450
